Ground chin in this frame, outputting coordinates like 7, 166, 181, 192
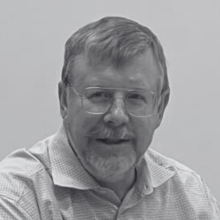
83, 153, 137, 181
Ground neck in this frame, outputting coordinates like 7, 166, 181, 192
97, 168, 136, 201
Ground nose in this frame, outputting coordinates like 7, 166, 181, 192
103, 97, 129, 126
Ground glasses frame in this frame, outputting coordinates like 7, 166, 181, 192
69, 85, 156, 118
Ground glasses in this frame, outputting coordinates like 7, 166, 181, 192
69, 86, 156, 117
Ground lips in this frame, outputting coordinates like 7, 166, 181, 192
97, 138, 130, 145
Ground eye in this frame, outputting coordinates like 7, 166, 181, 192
127, 92, 147, 103
87, 91, 112, 102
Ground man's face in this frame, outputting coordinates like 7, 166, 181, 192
60, 48, 165, 183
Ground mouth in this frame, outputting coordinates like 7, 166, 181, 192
96, 138, 131, 145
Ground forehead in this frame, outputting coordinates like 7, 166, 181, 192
72, 48, 163, 92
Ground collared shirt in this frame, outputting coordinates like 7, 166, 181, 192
0, 127, 219, 220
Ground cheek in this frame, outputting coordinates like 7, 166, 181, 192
64, 109, 100, 146
134, 118, 156, 152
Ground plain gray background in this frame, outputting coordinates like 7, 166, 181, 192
0, 1, 219, 201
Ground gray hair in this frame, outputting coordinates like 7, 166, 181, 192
61, 16, 169, 95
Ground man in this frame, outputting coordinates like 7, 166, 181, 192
0, 16, 219, 219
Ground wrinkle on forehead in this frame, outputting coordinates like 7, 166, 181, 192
127, 72, 162, 93
128, 72, 151, 87
72, 50, 164, 93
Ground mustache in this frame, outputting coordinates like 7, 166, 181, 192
88, 124, 135, 140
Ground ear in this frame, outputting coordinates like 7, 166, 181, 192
155, 89, 170, 128
58, 82, 68, 119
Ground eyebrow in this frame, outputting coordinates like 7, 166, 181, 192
84, 87, 154, 93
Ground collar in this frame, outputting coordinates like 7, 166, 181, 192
49, 126, 175, 193
49, 126, 98, 190
133, 150, 175, 196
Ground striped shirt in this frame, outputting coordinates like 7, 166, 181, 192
0, 126, 219, 219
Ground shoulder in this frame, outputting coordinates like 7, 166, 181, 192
0, 133, 64, 219
145, 148, 204, 192
146, 148, 220, 217
0, 135, 53, 202
146, 148, 207, 190
147, 148, 200, 177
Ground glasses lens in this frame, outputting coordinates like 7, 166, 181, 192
126, 91, 154, 116
83, 88, 112, 114
82, 87, 155, 116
